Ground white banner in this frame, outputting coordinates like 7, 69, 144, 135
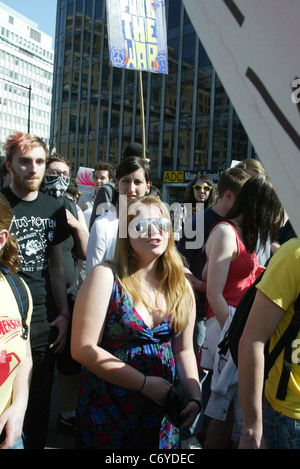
76, 167, 94, 194
106, 0, 168, 74
182, 0, 300, 237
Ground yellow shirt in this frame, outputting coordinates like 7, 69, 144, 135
0, 272, 32, 415
257, 237, 300, 419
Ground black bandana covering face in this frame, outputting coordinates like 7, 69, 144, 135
41, 175, 70, 198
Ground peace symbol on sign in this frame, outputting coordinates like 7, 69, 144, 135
156, 55, 168, 74
110, 48, 126, 68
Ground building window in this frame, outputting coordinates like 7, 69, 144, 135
30, 28, 41, 44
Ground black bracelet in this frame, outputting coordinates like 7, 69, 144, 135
188, 398, 202, 412
139, 375, 148, 392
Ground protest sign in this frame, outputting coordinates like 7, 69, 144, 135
106, 0, 168, 74
76, 167, 94, 194
182, 0, 300, 236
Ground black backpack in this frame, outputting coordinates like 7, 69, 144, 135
0, 266, 29, 340
218, 271, 300, 400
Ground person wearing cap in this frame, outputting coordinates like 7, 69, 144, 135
123, 142, 150, 161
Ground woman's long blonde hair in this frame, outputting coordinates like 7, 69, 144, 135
112, 196, 194, 333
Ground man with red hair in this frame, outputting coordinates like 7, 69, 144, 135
2, 132, 70, 448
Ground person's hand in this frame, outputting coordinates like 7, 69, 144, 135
141, 376, 172, 406
179, 400, 201, 428
49, 315, 68, 353
65, 209, 79, 230
0, 404, 24, 449
238, 432, 268, 449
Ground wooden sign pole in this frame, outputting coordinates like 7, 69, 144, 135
139, 70, 146, 159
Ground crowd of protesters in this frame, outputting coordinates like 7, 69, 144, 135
0, 132, 298, 450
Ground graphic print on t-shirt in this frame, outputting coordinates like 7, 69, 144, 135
10, 214, 56, 273
0, 328, 21, 387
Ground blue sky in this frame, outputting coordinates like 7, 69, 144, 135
2, 0, 57, 43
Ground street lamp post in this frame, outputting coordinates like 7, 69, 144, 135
27, 84, 31, 133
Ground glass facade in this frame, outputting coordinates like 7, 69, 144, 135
50, 0, 255, 192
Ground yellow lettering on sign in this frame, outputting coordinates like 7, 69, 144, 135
135, 41, 148, 69
132, 15, 146, 42
163, 171, 184, 183
146, 18, 156, 42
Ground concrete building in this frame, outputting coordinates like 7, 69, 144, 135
0, 1, 54, 153
50, 0, 256, 201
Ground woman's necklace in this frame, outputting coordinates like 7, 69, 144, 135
139, 278, 166, 328
141, 278, 159, 311
144, 279, 156, 293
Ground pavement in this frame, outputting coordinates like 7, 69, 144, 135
45, 369, 76, 450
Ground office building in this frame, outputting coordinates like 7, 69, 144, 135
51, 0, 255, 201
0, 2, 54, 153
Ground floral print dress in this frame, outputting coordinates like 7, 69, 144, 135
76, 278, 180, 449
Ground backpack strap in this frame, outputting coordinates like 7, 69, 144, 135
265, 293, 300, 400
0, 267, 29, 340
218, 271, 264, 363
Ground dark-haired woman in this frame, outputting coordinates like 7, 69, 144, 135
173, 175, 216, 242
86, 156, 152, 274
203, 174, 284, 449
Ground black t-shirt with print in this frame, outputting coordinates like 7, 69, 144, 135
2, 187, 70, 324
57, 196, 80, 297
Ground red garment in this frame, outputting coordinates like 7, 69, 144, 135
206, 221, 259, 319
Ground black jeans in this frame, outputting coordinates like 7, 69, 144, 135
23, 320, 57, 449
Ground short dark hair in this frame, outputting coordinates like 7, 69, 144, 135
217, 167, 250, 198
116, 156, 152, 183
46, 153, 70, 169
94, 161, 115, 180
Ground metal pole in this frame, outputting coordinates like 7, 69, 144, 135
28, 85, 32, 133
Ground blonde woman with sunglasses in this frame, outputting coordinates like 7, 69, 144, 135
173, 175, 216, 242
71, 196, 201, 449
